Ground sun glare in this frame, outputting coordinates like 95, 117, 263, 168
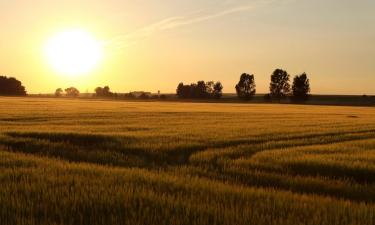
45, 29, 102, 76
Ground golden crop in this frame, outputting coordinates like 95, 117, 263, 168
1, 97, 375, 225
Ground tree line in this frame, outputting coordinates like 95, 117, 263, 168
54, 86, 168, 99
177, 69, 311, 101
1, 69, 310, 101
55, 86, 113, 98
54, 87, 80, 97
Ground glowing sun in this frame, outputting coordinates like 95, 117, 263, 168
45, 29, 102, 76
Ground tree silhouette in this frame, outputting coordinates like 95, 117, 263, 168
103, 86, 111, 95
196, 81, 207, 98
213, 82, 223, 99
177, 83, 184, 98
95, 86, 113, 97
0, 76, 27, 96
177, 82, 191, 99
64, 87, 80, 97
55, 88, 63, 97
189, 83, 199, 98
94, 87, 103, 96
270, 69, 290, 100
235, 73, 256, 100
292, 73, 310, 101
177, 81, 223, 99
206, 81, 215, 96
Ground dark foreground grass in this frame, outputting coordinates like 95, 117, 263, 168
0, 97, 375, 224
1, 150, 374, 225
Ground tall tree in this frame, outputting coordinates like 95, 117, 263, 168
235, 73, 256, 100
0, 76, 27, 96
269, 69, 290, 100
292, 73, 310, 101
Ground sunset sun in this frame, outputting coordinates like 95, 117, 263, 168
45, 29, 102, 76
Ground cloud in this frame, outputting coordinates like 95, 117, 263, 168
108, 0, 275, 48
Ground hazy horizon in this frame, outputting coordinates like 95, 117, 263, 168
1, 0, 374, 95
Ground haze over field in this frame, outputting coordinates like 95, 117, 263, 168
1, 0, 374, 94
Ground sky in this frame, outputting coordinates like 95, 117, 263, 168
0, 0, 374, 94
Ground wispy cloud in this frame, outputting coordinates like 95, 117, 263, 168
108, 0, 275, 48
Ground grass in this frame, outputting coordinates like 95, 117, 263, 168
0, 97, 375, 224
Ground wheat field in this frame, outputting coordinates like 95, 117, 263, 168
1, 97, 375, 225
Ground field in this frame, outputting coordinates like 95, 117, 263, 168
1, 97, 375, 225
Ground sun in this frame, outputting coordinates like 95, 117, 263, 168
44, 29, 102, 76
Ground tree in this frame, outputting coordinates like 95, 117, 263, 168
94, 87, 103, 96
103, 86, 111, 96
189, 83, 198, 98
94, 86, 113, 97
55, 88, 63, 97
177, 81, 222, 99
0, 76, 27, 96
65, 87, 80, 97
269, 69, 290, 100
213, 82, 223, 99
176, 80, 223, 99
206, 81, 215, 96
235, 73, 256, 100
196, 81, 208, 98
177, 82, 191, 99
292, 73, 310, 101
177, 83, 184, 98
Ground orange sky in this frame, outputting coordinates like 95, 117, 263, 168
0, 0, 374, 94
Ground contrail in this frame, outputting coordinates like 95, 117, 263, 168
107, 0, 276, 48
